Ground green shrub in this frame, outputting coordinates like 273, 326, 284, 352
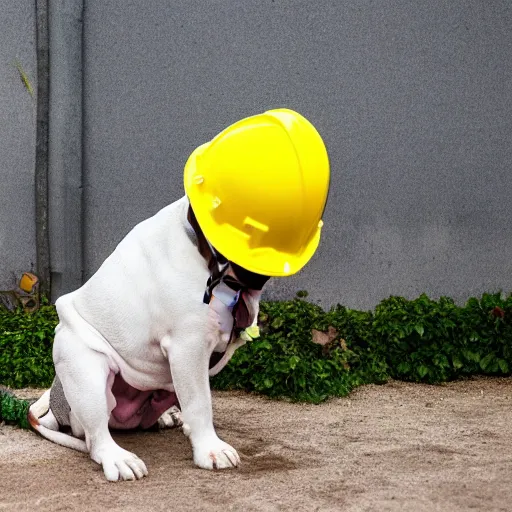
1, 292, 512, 410
214, 292, 512, 396
0, 302, 57, 388
0, 388, 30, 428
370, 293, 512, 384
457, 293, 512, 376
212, 299, 380, 403
372, 294, 461, 383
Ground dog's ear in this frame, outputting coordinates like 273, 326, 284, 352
233, 296, 251, 330
187, 206, 216, 272
233, 289, 263, 332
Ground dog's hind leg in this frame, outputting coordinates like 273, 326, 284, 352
53, 328, 148, 481
157, 405, 183, 429
29, 389, 59, 430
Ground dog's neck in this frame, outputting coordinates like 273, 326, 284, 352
185, 204, 253, 332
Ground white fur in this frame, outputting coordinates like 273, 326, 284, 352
157, 406, 183, 429
29, 196, 261, 481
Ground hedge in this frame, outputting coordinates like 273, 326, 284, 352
1, 292, 512, 426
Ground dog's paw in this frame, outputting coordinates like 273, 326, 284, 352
92, 444, 148, 481
192, 436, 240, 470
157, 406, 183, 429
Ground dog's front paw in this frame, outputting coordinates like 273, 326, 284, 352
92, 444, 148, 481
192, 436, 240, 470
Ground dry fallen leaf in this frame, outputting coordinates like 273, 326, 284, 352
312, 329, 329, 345
327, 326, 338, 341
312, 326, 338, 345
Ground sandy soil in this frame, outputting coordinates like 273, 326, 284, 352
1, 378, 511, 512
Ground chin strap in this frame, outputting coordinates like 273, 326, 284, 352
186, 205, 268, 340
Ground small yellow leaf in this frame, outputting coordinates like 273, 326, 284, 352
245, 325, 260, 339
13, 60, 34, 98
239, 331, 252, 341
239, 325, 260, 341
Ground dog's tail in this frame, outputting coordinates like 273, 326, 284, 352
28, 390, 88, 453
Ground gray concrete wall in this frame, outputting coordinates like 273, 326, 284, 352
0, 1, 37, 290
81, 0, 512, 309
2, 1, 511, 310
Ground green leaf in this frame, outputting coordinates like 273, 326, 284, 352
258, 341, 272, 350
417, 365, 429, 378
271, 317, 285, 329
452, 356, 463, 370
480, 353, 495, 371
498, 359, 509, 374
462, 350, 481, 363
288, 356, 300, 370
397, 362, 411, 374
414, 325, 425, 337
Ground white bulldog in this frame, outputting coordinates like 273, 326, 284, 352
28, 107, 330, 482
29, 195, 266, 481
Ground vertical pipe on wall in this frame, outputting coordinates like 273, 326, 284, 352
34, 0, 51, 299
48, 0, 84, 300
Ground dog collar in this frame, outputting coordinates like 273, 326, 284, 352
186, 205, 268, 334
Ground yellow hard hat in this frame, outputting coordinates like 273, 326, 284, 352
183, 108, 330, 277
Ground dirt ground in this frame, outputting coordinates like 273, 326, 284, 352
1, 378, 512, 512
